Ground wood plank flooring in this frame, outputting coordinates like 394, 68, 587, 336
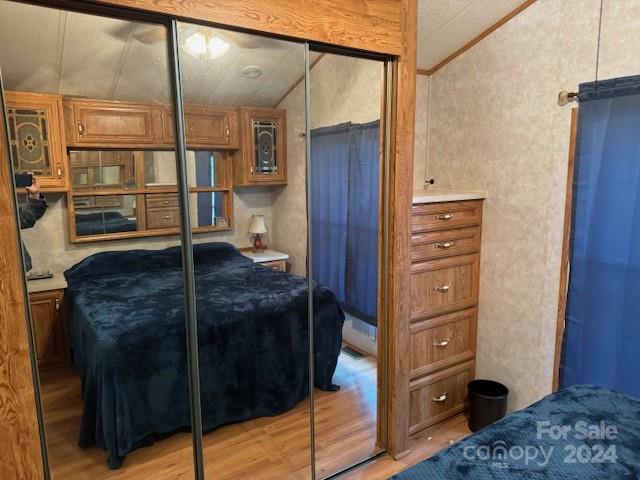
39, 351, 382, 479
39, 350, 469, 479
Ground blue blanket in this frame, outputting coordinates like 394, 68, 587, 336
64, 242, 344, 468
392, 385, 640, 479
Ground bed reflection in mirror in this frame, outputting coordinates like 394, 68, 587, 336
73, 194, 138, 236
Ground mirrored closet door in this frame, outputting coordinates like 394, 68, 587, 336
175, 22, 314, 480
0, 2, 196, 478
308, 51, 387, 478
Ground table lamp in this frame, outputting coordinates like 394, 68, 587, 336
249, 214, 267, 252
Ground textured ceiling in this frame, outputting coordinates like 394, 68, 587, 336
0, 1, 311, 107
418, 0, 524, 71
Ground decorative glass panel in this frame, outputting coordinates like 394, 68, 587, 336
73, 194, 138, 237
7, 107, 51, 175
253, 120, 278, 174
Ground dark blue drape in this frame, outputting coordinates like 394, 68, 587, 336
311, 121, 380, 326
195, 152, 213, 227
561, 75, 640, 398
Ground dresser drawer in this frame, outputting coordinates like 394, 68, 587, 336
146, 207, 180, 229
411, 226, 481, 262
146, 193, 179, 209
410, 308, 477, 380
409, 360, 474, 435
410, 254, 480, 321
412, 200, 482, 233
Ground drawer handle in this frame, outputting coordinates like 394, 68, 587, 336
163, 200, 169, 205
435, 242, 454, 249
77, 120, 84, 136
433, 338, 450, 348
163, 215, 170, 220
432, 393, 448, 404
434, 284, 450, 293
436, 213, 454, 221
55, 298, 60, 311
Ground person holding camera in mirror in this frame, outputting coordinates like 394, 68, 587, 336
18, 172, 48, 272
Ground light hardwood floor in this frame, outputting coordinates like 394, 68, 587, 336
39, 351, 469, 479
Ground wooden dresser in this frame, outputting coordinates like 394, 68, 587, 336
408, 197, 483, 436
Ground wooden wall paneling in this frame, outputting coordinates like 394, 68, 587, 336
387, 0, 417, 460
95, 0, 403, 56
553, 107, 579, 391
0, 89, 45, 479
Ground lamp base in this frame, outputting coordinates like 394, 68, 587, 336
252, 234, 264, 253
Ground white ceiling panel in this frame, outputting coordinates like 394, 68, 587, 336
419, 0, 525, 71
0, 2, 309, 107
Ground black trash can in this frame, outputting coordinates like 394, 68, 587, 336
467, 379, 509, 432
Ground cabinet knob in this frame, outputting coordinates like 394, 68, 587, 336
432, 393, 448, 404
77, 121, 84, 136
433, 338, 451, 348
57, 166, 63, 179
435, 242, 454, 249
55, 298, 60, 311
225, 122, 230, 138
436, 213, 454, 221
434, 284, 450, 293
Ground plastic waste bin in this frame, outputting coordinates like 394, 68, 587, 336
467, 379, 509, 432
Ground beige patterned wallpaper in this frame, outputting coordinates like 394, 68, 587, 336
421, 0, 640, 410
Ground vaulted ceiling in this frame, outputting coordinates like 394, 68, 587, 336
0, 0, 524, 103
0, 1, 309, 107
418, 0, 524, 71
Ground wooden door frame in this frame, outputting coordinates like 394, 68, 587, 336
0, 0, 417, 476
552, 107, 579, 391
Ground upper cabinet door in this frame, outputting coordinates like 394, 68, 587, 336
64, 99, 157, 148
234, 107, 287, 186
4, 91, 68, 191
184, 105, 239, 149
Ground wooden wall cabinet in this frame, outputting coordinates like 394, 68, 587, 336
29, 289, 68, 370
63, 98, 161, 148
234, 107, 287, 186
408, 199, 483, 436
4, 91, 68, 191
158, 105, 240, 149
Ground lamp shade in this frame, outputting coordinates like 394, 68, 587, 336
248, 214, 267, 234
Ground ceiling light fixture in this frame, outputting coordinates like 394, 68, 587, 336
182, 30, 230, 58
242, 66, 263, 79
207, 36, 230, 59
183, 32, 208, 57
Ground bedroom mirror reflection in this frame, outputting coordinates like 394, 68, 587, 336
0, 1, 196, 478
176, 22, 315, 479
309, 52, 386, 478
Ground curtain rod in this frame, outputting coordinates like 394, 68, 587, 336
558, 90, 579, 106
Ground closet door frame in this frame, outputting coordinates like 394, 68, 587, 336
0, 0, 418, 477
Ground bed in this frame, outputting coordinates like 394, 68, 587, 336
64, 242, 344, 468
392, 385, 640, 479
75, 211, 137, 236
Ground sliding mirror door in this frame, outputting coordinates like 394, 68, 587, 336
308, 52, 387, 478
175, 23, 315, 479
0, 2, 196, 478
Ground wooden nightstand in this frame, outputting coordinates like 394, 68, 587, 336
27, 273, 70, 370
242, 249, 289, 272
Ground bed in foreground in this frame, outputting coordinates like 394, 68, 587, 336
64, 242, 344, 468
392, 385, 640, 479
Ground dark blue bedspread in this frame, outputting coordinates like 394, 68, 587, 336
392, 385, 640, 479
64, 242, 344, 468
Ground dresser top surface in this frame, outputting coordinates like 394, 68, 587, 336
413, 189, 486, 204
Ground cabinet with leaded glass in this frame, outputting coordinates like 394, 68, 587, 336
4, 91, 68, 191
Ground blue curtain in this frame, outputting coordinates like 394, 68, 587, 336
311, 121, 380, 325
561, 75, 640, 398
195, 152, 212, 227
